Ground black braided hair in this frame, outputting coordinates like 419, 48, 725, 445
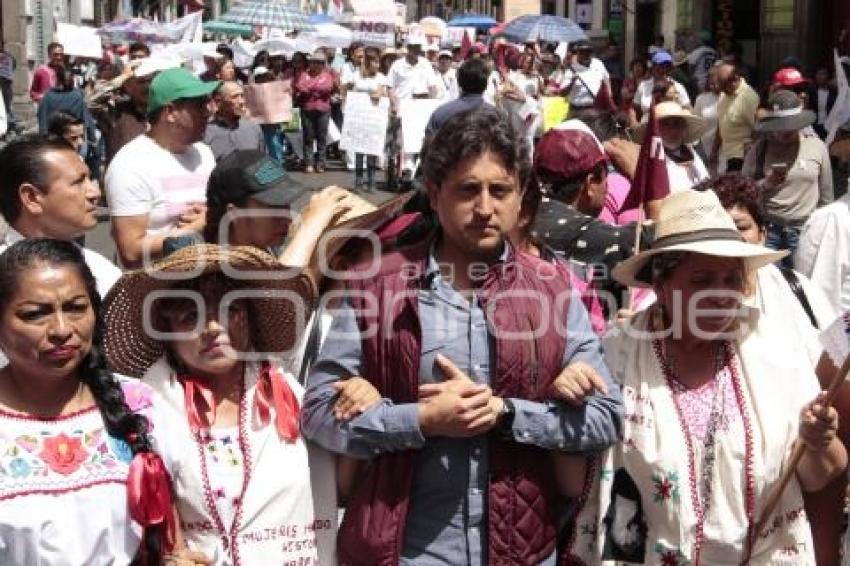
0, 238, 164, 565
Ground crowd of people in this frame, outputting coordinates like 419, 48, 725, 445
1, 26, 850, 566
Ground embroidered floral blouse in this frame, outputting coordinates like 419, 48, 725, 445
0, 377, 176, 566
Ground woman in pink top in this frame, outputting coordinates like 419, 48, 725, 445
295, 50, 337, 173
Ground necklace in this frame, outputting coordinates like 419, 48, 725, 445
653, 339, 756, 565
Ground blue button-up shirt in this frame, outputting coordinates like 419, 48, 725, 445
302, 249, 623, 565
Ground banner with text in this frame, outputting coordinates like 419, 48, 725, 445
244, 81, 293, 125
350, 18, 395, 48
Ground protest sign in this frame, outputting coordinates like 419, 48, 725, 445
542, 96, 570, 132
244, 81, 293, 125
399, 98, 443, 154
350, 19, 395, 48
341, 92, 390, 156
56, 23, 102, 60
442, 27, 476, 47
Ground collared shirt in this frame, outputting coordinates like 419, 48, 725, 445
302, 245, 623, 565
204, 116, 266, 161
717, 79, 759, 160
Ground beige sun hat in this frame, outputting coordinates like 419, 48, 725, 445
612, 190, 788, 288
101, 244, 316, 377
634, 101, 710, 146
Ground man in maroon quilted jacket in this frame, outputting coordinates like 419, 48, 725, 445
302, 105, 623, 565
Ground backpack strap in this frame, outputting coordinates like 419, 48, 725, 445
777, 266, 819, 329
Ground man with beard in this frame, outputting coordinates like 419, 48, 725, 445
105, 68, 218, 267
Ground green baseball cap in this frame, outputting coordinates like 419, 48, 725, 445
147, 67, 220, 116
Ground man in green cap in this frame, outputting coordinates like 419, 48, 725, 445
105, 67, 219, 268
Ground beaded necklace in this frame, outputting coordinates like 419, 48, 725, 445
652, 339, 757, 565
192, 376, 253, 566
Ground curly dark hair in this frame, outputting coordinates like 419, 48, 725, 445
420, 105, 532, 192
694, 172, 766, 229
0, 238, 164, 565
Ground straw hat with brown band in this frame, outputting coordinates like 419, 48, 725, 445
101, 244, 317, 378
612, 190, 788, 288
633, 101, 710, 146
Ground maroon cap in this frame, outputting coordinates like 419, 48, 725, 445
534, 129, 608, 180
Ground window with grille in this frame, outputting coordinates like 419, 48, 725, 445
764, 0, 794, 30
677, 0, 693, 29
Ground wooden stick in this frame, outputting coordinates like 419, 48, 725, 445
753, 353, 850, 536
626, 209, 644, 312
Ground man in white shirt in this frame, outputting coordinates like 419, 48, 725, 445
556, 40, 611, 116
105, 67, 218, 268
0, 135, 120, 297
633, 50, 691, 115
387, 38, 439, 181
795, 193, 850, 314
435, 50, 459, 101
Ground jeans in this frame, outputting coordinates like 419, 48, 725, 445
261, 124, 285, 163
302, 109, 330, 167
355, 153, 377, 188
765, 222, 801, 268
0, 78, 17, 131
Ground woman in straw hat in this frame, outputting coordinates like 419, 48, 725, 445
102, 244, 338, 565
635, 100, 710, 191
562, 190, 846, 565
0, 238, 208, 565
742, 89, 834, 267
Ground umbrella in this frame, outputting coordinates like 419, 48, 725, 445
98, 18, 179, 43
306, 22, 353, 49
447, 13, 498, 29
253, 37, 297, 56
222, 0, 316, 33
501, 14, 587, 44
203, 20, 254, 37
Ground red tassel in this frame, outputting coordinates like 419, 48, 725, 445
255, 362, 300, 441
127, 452, 176, 555
181, 378, 216, 432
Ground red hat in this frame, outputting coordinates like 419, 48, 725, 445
772, 67, 810, 87
534, 129, 609, 180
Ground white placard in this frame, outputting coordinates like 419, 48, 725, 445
55, 23, 102, 60
350, 19, 395, 48
400, 98, 443, 154
442, 27, 475, 47
341, 92, 390, 156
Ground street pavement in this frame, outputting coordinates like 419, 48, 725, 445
86, 159, 399, 261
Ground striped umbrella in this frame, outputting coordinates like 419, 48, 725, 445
222, 0, 316, 32
501, 14, 587, 44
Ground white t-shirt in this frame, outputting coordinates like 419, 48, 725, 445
556, 58, 609, 107
633, 77, 691, 114
349, 70, 388, 94
693, 91, 720, 153
436, 68, 459, 101
105, 135, 215, 235
388, 56, 439, 100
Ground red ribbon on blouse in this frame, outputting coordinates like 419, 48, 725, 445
180, 363, 300, 441
127, 452, 176, 555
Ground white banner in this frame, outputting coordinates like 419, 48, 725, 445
55, 23, 102, 60
442, 27, 475, 47
350, 19, 395, 48
826, 49, 850, 146
341, 92, 390, 156
400, 98, 442, 154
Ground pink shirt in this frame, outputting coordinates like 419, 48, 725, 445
294, 70, 335, 113
598, 171, 641, 226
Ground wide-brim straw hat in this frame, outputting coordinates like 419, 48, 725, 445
755, 89, 816, 133
634, 101, 709, 146
613, 190, 788, 288
102, 245, 316, 377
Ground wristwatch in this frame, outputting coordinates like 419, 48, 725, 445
498, 398, 516, 435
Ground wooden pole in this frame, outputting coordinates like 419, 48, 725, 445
753, 353, 850, 536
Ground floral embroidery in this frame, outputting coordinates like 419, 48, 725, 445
204, 433, 242, 468
8, 458, 30, 478
108, 436, 133, 464
39, 433, 89, 475
120, 380, 153, 413
655, 542, 690, 566
652, 471, 680, 504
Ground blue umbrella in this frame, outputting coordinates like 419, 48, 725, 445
501, 14, 587, 44
309, 13, 335, 24
447, 13, 498, 29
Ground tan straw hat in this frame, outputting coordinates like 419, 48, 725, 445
612, 190, 788, 288
634, 101, 709, 146
102, 244, 316, 377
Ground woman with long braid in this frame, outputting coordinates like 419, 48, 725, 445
0, 238, 205, 565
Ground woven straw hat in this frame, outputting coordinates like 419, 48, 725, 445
634, 101, 709, 146
102, 244, 316, 377
613, 190, 788, 288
